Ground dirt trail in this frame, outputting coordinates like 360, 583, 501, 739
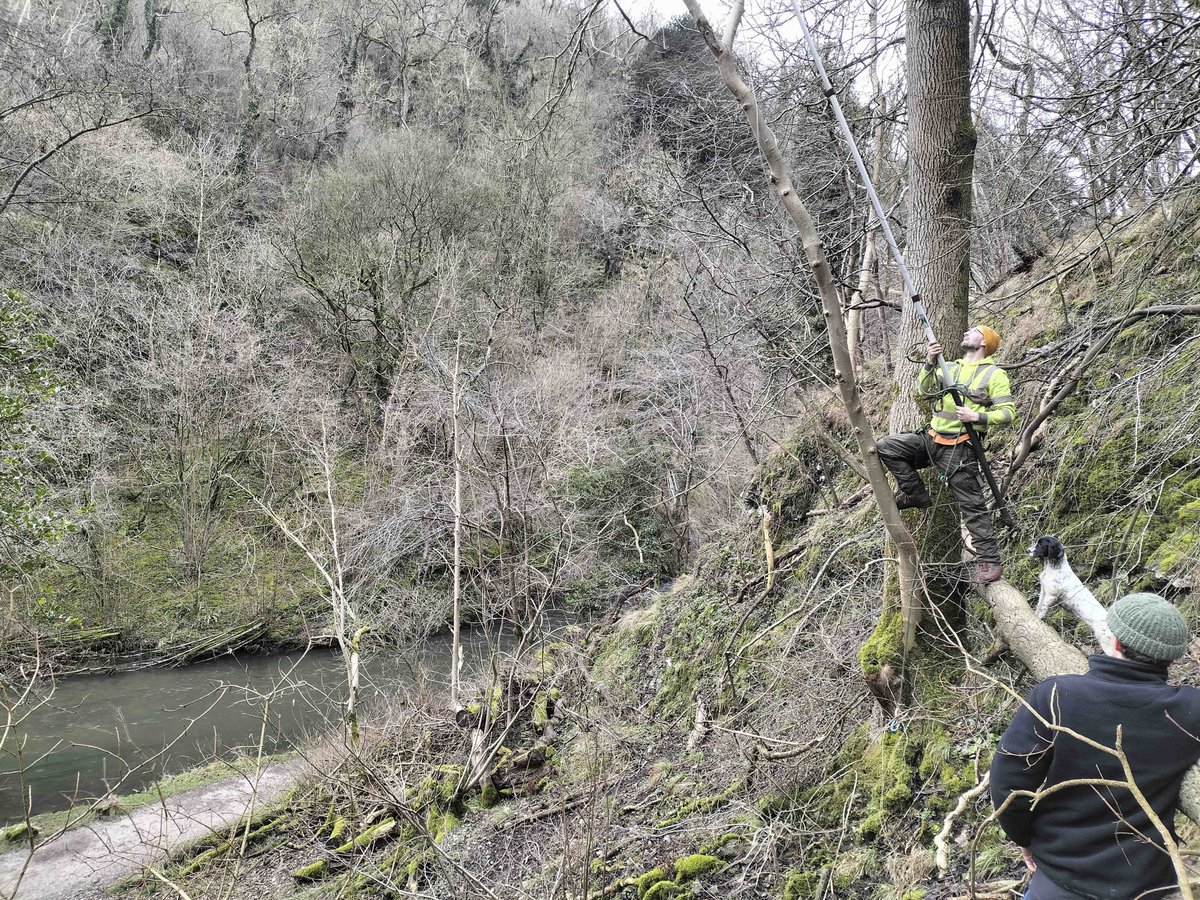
0, 759, 306, 900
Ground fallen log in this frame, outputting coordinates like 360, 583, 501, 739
491, 745, 550, 795
174, 810, 293, 878
291, 817, 399, 882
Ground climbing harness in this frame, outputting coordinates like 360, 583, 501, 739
790, 0, 1014, 529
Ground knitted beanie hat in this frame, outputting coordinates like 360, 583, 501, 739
1108, 592, 1189, 662
976, 325, 1001, 357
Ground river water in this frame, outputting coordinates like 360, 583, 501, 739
0, 617, 575, 826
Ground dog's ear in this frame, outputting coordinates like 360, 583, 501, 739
1044, 536, 1065, 562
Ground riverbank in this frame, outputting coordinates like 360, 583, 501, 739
0, 618, 324, 680
0, 756, 306, 900
0, 751, 297, 854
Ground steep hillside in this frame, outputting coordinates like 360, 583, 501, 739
105, 192, 1200, 899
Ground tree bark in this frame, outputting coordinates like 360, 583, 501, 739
876, 0, 979, 665
894, 0, 975, 407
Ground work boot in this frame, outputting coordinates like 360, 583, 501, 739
894, 490, 933, 510
975, 561, 1003, 584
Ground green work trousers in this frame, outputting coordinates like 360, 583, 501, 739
875, 431, 1000, 564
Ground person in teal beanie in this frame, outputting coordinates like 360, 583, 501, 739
991, 592, 1200, 899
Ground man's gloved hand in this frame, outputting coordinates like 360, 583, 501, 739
926, 341, 943, 365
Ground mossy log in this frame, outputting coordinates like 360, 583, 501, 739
175, 812, 292, 878
491, 745, 550, 794
980, 578, 1200, 823
291, 858, 329, 882
333, 817, 396, 853
325, 814, 351, 846
1, 822, 37, 844
291, 818, 400, 882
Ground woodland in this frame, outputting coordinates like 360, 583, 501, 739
2, 0, 1200, 897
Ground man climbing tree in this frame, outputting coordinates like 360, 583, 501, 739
876, 325, 1014, 583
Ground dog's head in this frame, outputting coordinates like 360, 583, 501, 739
1027, 535, 1066, 563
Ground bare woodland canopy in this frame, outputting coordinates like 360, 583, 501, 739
2, 0, 1200, 896
1, 0, 1195, 636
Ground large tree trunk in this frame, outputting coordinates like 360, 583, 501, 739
893, 0, 975, 395
870, 0, 979, 680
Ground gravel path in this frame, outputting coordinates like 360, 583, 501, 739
0, 759, 307, 900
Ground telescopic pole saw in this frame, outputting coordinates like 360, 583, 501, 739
788, 0, 1014, 529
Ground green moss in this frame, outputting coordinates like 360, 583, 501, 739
292, 859, 329, 881
479, 783, 501, 809
317, 797, 336, 837
334, 817, 396, 852
915, 729, 952, 781
657, 778, 743, 827
1150, 529, 1198, 573
1, 823, 36, 843
593, 603, 660, 707
674, 854, 724, 881
654, 657, 700, 721
858, 608, 903, 676
1040, 339, 1200, 585
856, 811, 885, 840
327, 815, 350, 845
533, 690, 558, 728
782, 869, 824, 900
648, 575, 755, 722
745, 436, 823, 530
698, 831, 743, 854
642, 881, 684, 900
426, 808, 460, 842
636, 867, 670, 897
864, 731, 914, 813
901, 891, 928, 900
412, 764, 464, 811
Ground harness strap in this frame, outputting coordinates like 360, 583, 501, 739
928, 428, 971, 446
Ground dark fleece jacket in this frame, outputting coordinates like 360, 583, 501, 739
990, 655, 1200, 899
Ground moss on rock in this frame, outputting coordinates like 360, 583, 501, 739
636, 867, 670, 897
782, 868, 825, 900
673, 853, 724, 881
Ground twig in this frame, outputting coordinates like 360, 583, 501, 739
935, 771, 990, 874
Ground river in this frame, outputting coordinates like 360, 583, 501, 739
0, 616, 575, 827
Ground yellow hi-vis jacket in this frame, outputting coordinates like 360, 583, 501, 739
918, 356, 1015, 437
